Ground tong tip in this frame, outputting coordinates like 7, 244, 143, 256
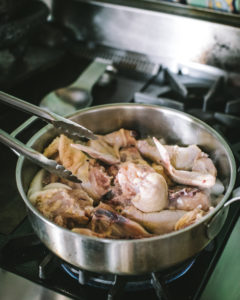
53, 120, 97, 140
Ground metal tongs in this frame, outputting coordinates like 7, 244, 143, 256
0, 91, 97, 182
0, 91, 97, 140
0, 129, 80, 182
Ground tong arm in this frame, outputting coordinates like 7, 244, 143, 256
0, 91, 96, 140
0, 129, 80, 183
0, 91, 56, 123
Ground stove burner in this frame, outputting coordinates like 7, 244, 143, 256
61, 258, 195, 300
134, 67, 212, 111
225, 98, 240, 114
134, 66, 240, 134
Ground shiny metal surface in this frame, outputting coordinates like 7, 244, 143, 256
0, 129, 80, 183
16, 104, 236, 275
0, 268, 71, 300
0, 91, 96, 140
76, 0, 240, 26
206, 205, 229, 240
40, 58, 111, 116
224, 196, 240, 207
52, 0, 240, 73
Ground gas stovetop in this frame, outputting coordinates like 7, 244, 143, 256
0, 34, 240, 300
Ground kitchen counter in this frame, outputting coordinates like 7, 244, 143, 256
0, 268, 72, 300
199, 216, 240, 300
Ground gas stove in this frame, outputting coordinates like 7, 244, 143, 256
1, 1, 240, 300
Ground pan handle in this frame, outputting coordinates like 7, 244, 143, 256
206, 195, 240, 239
224, 196, 240, 207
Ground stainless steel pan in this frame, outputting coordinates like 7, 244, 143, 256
15, 104, 237, 275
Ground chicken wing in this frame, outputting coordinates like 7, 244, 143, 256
121, 205, 186, 234
168, 186, 210, 211
153, 137, 216, 188
90, 203, 151, 238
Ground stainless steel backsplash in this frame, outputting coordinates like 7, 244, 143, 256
51, 0, 240, 72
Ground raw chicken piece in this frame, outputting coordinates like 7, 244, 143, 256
121, 205, 186, 234
90, 203, 151, 238
168, 186, 210, 211
192, 156, 217, 176
71, 139, 120, 165
117, 162, 168, 212
175, 208, 205, 230
137, 139, 216, 176
166, 143, 216, 176
72, 129, 137, 164
32, 187, 93, 228
164, 144, 202, 171
103, 129, 137, 149
103, 147, 148, 206
153, 138, 216, 188
137, 139, 161, 163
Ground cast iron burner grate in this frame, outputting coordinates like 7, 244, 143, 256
134, 66, 240, 138
61, 258, 196, 300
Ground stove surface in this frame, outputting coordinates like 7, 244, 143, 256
0, 37, 240, 300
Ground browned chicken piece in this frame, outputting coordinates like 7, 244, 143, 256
106, 164, 119, 177
90, 203, 151, 239
121, 205, 186, 235
44, 134, 112, 201
42, 172, 60, 186
82, 162, 112, 200
43, 136, 60, 158
60, 161, 111, 202
62, 162, 111, 202
151, 163, 173, 186
102, 179, 132, 207
153, 138, 216, 188
33, 187, 93, 228
117, 162, 168, 212
119, 147, 148, 164
71, 138, 120, 165
58, 134, 89, 180
168, 186, 210, 211
72, 228, 106, 238
175, 208, 205, 230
